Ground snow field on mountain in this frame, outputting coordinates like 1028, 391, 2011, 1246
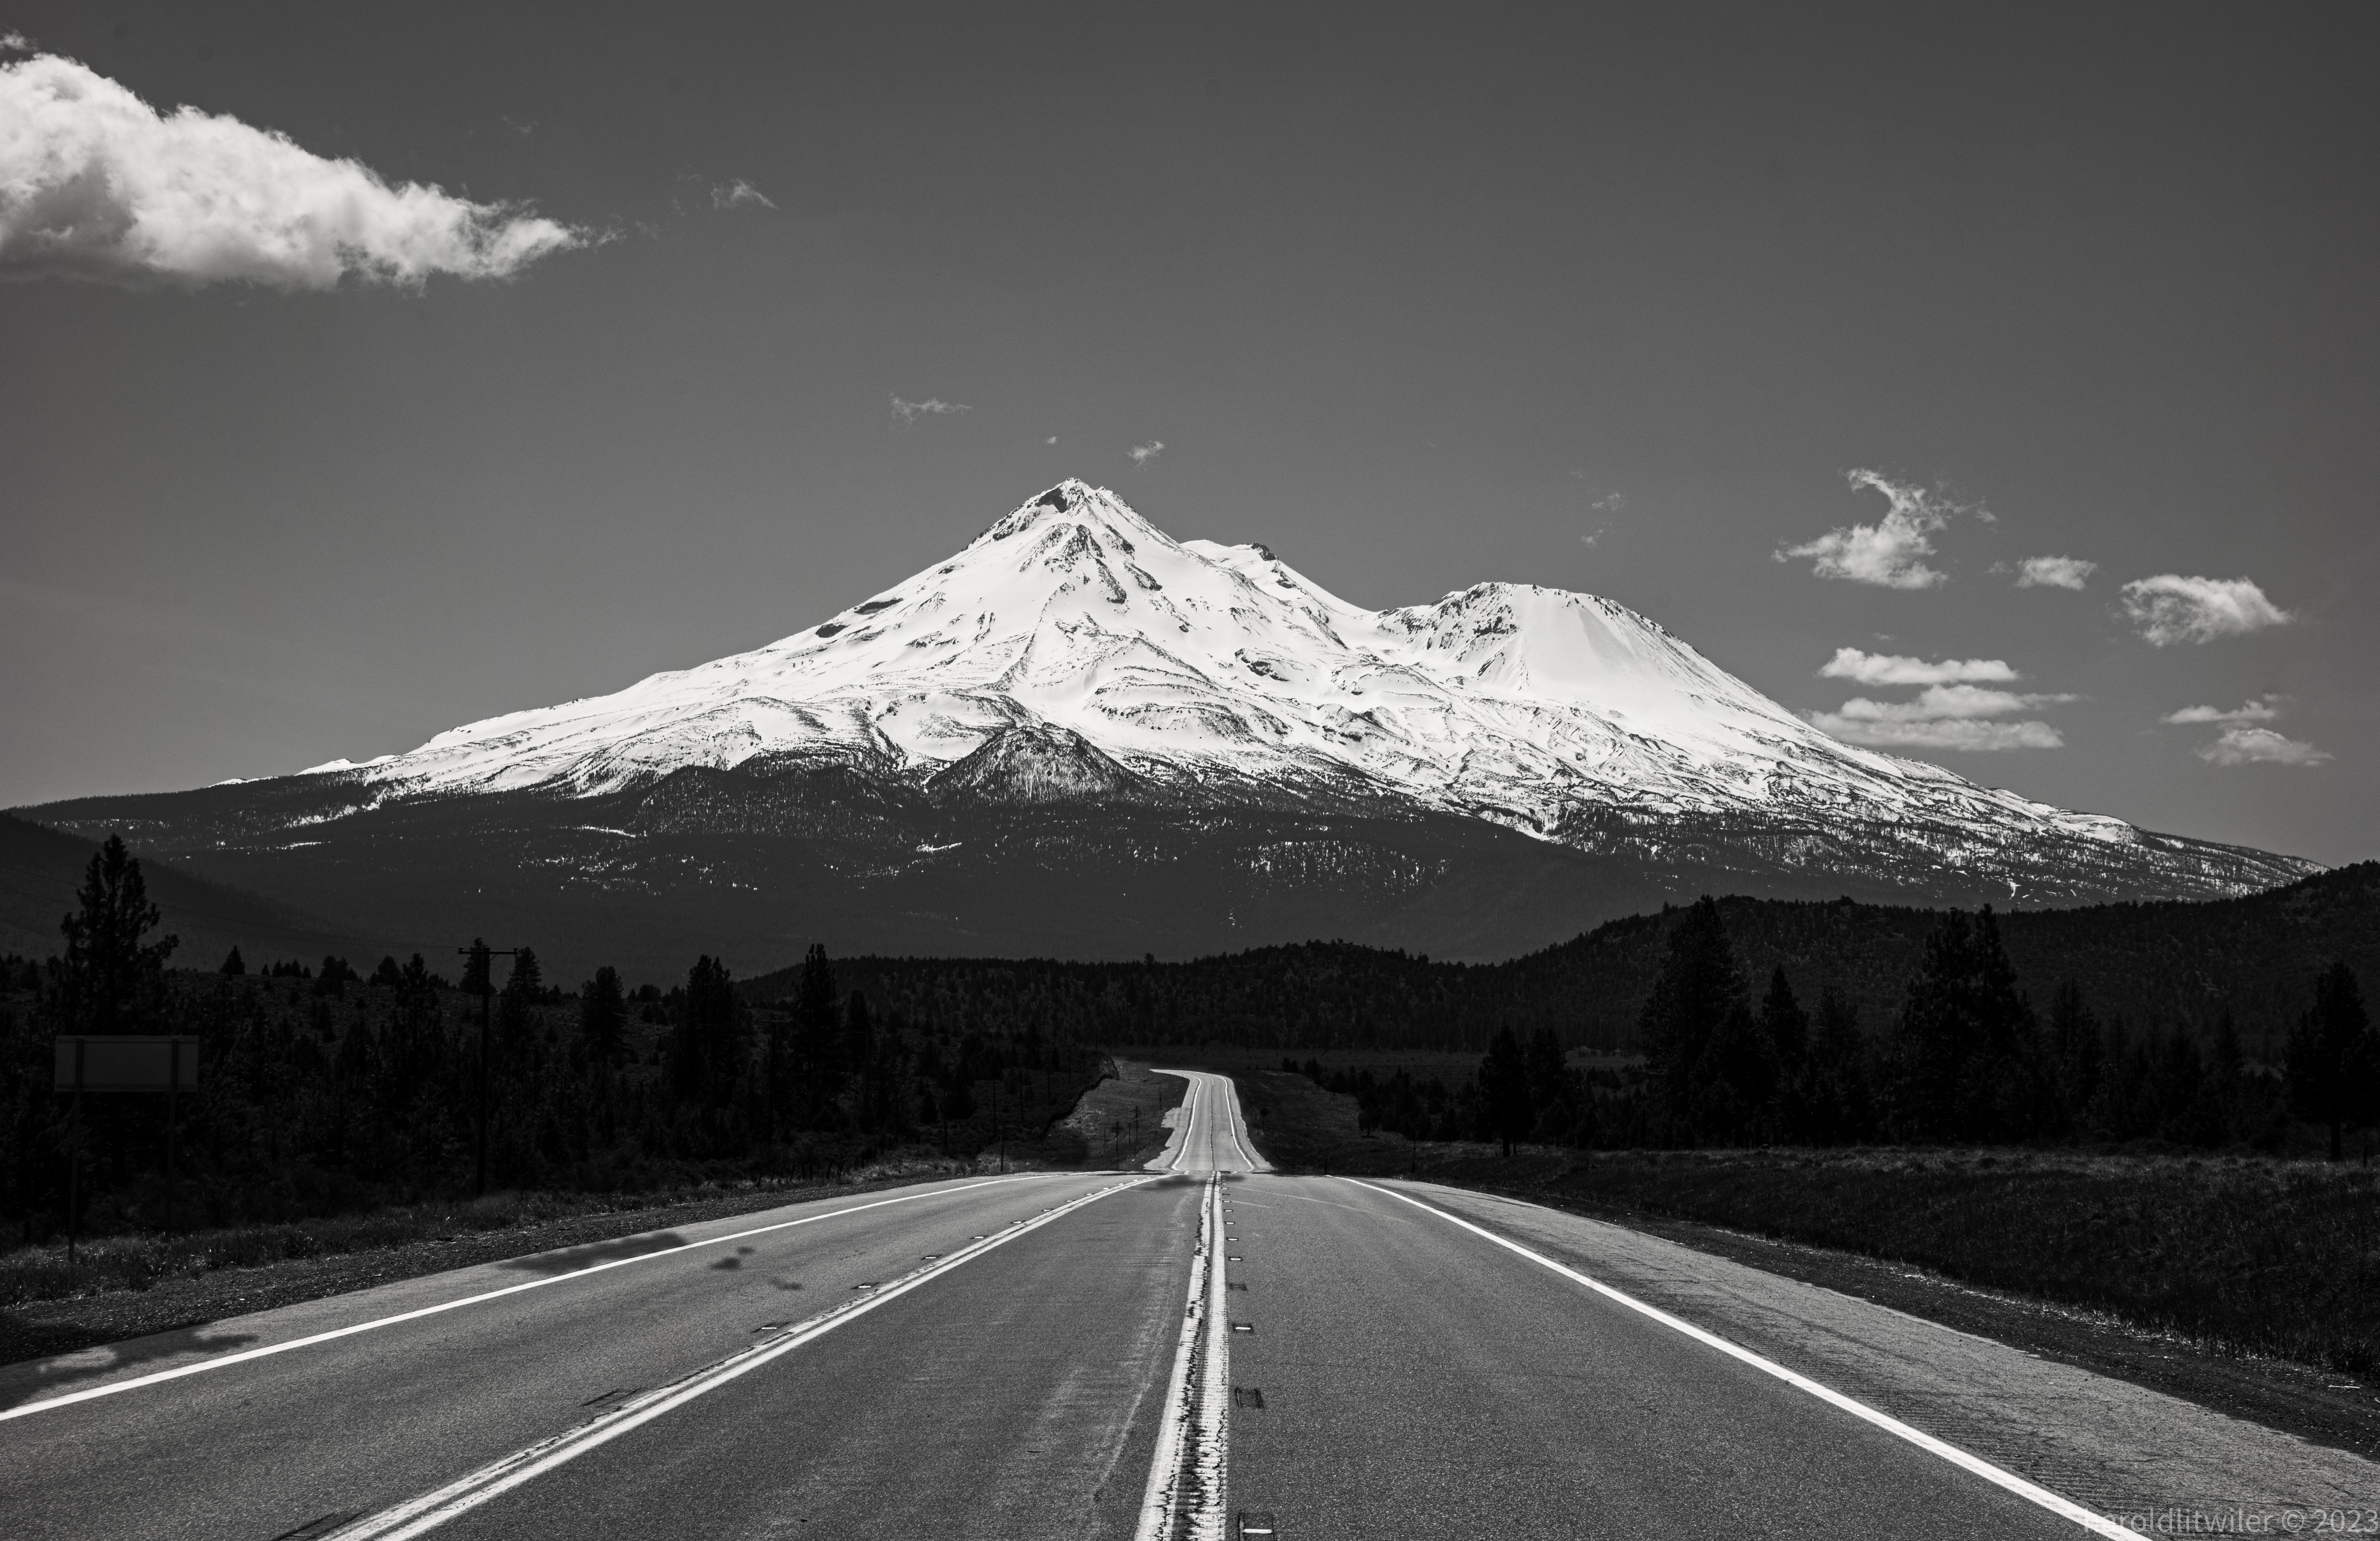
357, 481, 2136, 851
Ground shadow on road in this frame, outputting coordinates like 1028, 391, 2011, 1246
493, 1232, 692, 1276
0, 1318, 261, 1408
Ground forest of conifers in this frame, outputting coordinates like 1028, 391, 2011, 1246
1, 839, 2373, 1245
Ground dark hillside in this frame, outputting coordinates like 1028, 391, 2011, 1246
0, 812, 396, 968
751, 863, 2379, 1056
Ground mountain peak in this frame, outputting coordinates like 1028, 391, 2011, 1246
972, 478, 1166, 551
225, 478, 2315, 907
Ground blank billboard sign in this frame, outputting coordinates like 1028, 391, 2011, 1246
54, 1037, 202, 1092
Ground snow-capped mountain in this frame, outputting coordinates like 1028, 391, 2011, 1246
341, 480, 2266, 873
25, 481, 2317, 974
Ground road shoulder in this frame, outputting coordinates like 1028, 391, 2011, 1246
0, 1169, 1026, 1370
1393, 1179, 2379, 1533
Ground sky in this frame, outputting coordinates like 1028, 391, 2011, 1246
2, 2, 2374, 867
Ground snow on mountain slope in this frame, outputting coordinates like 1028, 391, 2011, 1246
337, 479, 2173, 866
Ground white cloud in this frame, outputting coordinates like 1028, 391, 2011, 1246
1045, 436, 1058, 445
1828, 684, 2076, 723
0, 50, 584, 288
2196, 726, 2330, 767
711, 178, 775, 210
1775, 469, 1965, 589
890, 394, 968, 423
1809, 715, 2064, 752
2015, 555, 2096, 590
2162, 697, 2281, 726
1819, 648, 2018, 687
1808, 676, 2073, 752
0, 32, 30, 54
2120, 574, 2291, 646
1128, 440, 1164, 466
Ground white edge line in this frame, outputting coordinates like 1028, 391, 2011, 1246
2, 1173, 1072, 1422
1149, 1068, 1200, 1172
1219, 1077, 1266, 1172
1344, 1179, 2135, 1541
329, 1175, 1159, 1541
1191, 1175, 1232, 1539
1134, 1173, 1217, 1541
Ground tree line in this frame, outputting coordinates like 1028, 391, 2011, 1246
1304, 897, 2376, 1159
0, 839, 1102, 1244
744, 861, 2378, 1064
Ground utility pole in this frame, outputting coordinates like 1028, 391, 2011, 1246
165, 1037, 180, 1239
67, 1074, 81, 1264
457, 942, 520, 1199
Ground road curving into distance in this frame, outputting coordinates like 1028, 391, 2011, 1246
3, 1072, 2369, 1540
1146, 1068, 1270, 1176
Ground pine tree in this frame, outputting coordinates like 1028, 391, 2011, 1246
52, 835, 178, 1035
1636, 897, 1747, 1140
681, 955, 743, 1110
579, 966, 627, 1065
380, 954, 447, 1120
1887, 908, 2041, 1143
2047, 980, 2101, 1135
461, 939, 493, 1000
220, 945, 246, 977
1478, 1027, 1532, 1157
1756, 967, 1808, 1140
498, 948, 544, 1055
842, 991, 877, 1132
1799, 987, 1875, 1144
2288, 962, 2375, 1161
1760, 967, 1808, 1073
793, 944, 842, 1120
1523, 1026, 1576, 1145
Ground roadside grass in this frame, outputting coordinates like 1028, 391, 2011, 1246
3, 1064, 1187, 1332
1235, 1067, 2380, 1375
1061, 1059, 1191, 1168
0, 1153, 999, 1312
1, 1066, 1191, 1326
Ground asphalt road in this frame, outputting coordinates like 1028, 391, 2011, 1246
0, 1073, 2204, 1539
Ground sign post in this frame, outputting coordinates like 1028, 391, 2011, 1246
54, 1036, 202, 1258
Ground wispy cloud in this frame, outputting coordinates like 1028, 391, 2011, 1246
890, 394, 968, 423
0, 31, 30, 53
1809, 677, 2073, 752
1775, 469, 1967, 589
1809, 716, 2064, 752
2162, 697, 2281, 726
2015, 555, 2096, 590
1819, 648, 2018, 687
0, 48, 585, 288
2120, 574, 2291, 646
2196, 726, 2330, 767
1128, 440, 1164, 466
1830, 685, 2076, 722
711, 178, 775, 210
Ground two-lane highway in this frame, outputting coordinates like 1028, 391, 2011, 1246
5, 1071, 2346, 1538
2, 1171, 1201, 1540
1146, 1068, 1269, 1175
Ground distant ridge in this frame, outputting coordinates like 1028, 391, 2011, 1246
0, 811, 400, 968
746, 862, 2380, 1058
